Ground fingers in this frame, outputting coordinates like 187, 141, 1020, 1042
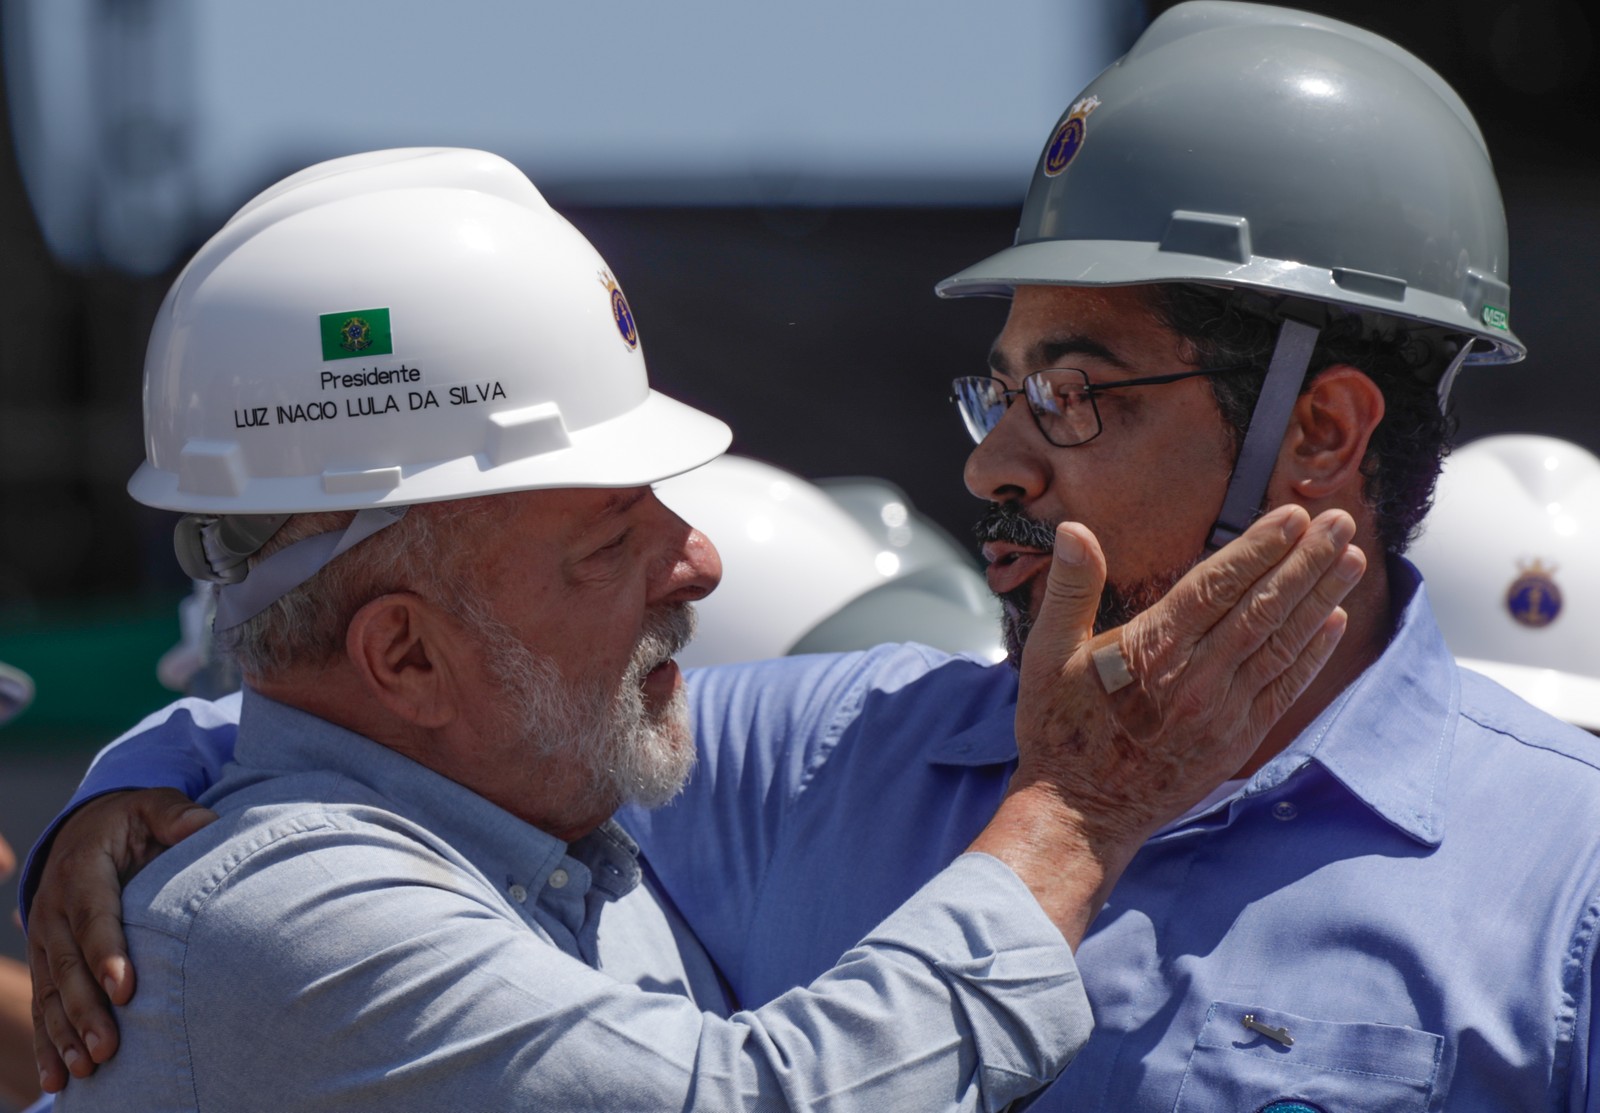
1018, 523, 1107, 689
26, 787, 212, 1086
1234, 539, 1367, 734
1181, 509, 1358, 690
0, 833, 14, 882
1127, 508, 1355, 695
1133, 504, 1314, 656
29, 847, 125, 1083
1248, 608, 1349, 736
32, 997, 67, 1093
144, 794, 218, 849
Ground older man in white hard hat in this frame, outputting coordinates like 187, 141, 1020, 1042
20, 146, 1354, 1112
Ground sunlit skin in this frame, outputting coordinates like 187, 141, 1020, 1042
966, 284, 1393, 776
253, 487, 721, 840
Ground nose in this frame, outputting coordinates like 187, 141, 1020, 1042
654, 512, 722, 604
963, 395, 1050, 505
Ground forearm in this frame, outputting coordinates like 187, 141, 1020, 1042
967, 781, 1133, 950
81, 838, 1086, 1113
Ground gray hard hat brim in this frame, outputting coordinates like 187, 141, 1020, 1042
936, 238, 1524, 364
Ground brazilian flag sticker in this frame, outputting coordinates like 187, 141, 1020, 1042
320, 308, 394, 361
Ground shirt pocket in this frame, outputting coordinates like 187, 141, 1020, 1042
1173, 1001, 1442, 1112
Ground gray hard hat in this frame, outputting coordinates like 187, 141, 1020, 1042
939, 1, 1522, 549
939, 0, 1521, 364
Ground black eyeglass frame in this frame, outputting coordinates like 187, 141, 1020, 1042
950, 364, 1256, 448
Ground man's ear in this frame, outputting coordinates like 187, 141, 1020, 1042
344, 594, 459, 729
1277, 365, 1386, 503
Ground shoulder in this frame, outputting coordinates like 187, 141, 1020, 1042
99, 691, 242, 751
686, 642, 1011, 728
1455, 666, 1600, 774
124, 776, 493, 944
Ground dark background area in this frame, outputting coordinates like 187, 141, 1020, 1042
0, 0, 1597, 963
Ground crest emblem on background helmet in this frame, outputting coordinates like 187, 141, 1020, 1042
1506, 559, 1562, 628
598, 270, 639, 351
1043, 96, 1101, 177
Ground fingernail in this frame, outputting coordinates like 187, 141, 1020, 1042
1327, 513, 1356, 546
1336, 549, 1364, 582
1054, 529, 1086, 564
85, 1031, 102, 1056
63, 1048, 81, 1071
103, 975, 119, 998
1267, 505, 1306, 542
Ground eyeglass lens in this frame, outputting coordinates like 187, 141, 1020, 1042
952, 369, 1099, 447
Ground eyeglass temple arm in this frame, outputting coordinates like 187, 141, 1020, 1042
1206, 318, 1321, 552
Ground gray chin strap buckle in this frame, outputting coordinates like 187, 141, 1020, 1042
174, 514, 293, 584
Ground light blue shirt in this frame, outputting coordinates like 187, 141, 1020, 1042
50, 691, 1089, 1112
30, 563, 1600, 1109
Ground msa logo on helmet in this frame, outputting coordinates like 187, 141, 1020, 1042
1507, 559, 1562, 628
319, 308, 395, 362
598, 270, 639, 351
1482, 304, 1511, 331
1043, 96, 1101, 178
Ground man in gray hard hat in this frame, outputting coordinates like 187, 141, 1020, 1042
23, 2, 1600, 1109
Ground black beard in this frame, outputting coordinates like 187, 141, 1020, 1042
974, 502, 1195, 669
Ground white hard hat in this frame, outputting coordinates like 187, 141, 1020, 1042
656, 457, 1003, 667
0, 660, 34, 727
1410, 435, 1600, 731
131, 147, 729, 515
131, 148, 729, 630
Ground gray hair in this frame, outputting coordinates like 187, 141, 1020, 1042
216, 499, 492, 680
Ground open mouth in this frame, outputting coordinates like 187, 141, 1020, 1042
982, 542, 1052, 597
641, 658, 681, 703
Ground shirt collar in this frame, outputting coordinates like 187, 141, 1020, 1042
231, 690, 642, 902
924, 559, 1459, 846
1250, 559, 1457, 846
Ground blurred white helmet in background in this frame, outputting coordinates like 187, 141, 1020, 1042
656, 456, 1003, 668
1411, 434, 1600, 731
0, 660, 33, 726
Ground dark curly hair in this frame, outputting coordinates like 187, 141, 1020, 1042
1142, 283, 1461, 555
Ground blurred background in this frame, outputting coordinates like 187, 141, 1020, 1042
0, 0, 1595, 972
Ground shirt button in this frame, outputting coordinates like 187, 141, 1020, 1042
508, 884, 528, 904
1271, 801, 1299, 821
548, 868, 570, 890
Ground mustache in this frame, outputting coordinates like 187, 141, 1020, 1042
973, 502, 1058, 551
629, 604, 697, 679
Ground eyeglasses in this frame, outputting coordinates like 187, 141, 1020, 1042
950, 365, 1254, 448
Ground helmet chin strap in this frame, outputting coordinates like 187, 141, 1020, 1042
194, 506, 411, 632
1206, 318, 1322, 552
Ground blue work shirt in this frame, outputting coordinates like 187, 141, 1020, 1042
51, 691, 1089, 1112
31, 563, 1600, 1109
625, 563, 1600, 1110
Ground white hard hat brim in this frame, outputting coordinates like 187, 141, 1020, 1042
128, 388, 731, 514
1459, 659, 1600, 734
